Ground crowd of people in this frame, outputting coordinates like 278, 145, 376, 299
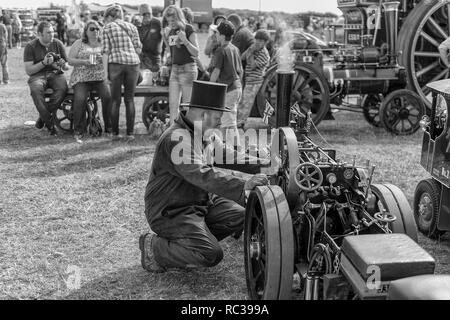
2, 4, 274, 146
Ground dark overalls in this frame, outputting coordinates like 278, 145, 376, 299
144, 112, 246, 269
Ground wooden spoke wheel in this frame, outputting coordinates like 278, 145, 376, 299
244, 186, 295, 300
271, 127, 300, 210
257, 63, 330, 128
142, 96, 169, 130
398, 0, 450, 108
54, 97, 74, 133
371, 184, 419, 242
379, 89, 425, 135
362, 94, 383, 128
414, 179, 445, 239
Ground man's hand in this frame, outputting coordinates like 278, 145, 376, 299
55, 58, 66, 67
178, 30, 188, 44
104, 72, 111, 85
43, 54, 54, 66
244, 174, 269, 191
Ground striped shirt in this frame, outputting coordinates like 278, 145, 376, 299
102, 20, 142, 65
242, 46, 270, 85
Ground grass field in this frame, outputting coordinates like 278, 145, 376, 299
1, 35, 449, 300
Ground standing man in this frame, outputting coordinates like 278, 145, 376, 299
227, 14, 255, 55
237, 30, 271, 129
24, 21, 69, 136
140, 80, 269, 273
209, 21, 243, 149
0, 16, 9, 85
55, 12, 66, 44
2, 11, 13, 49
137, 4, 162, 74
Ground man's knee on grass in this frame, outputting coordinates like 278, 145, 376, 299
197, 243, 224, 268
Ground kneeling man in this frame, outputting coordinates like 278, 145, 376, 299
140, 81, 268, 272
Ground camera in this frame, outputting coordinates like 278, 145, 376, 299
45, 52, 65, 74
46, 52, 62, 63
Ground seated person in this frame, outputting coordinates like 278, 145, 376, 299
140, 81, 269, 273
68, 20, 112, 143
24, 21, 69, 136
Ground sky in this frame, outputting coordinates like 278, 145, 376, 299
0, 0, 342, 15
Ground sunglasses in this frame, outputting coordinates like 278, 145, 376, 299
89, 27, 100, 32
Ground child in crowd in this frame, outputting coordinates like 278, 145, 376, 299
209, 21, 243, 149
237, 29, 271, 129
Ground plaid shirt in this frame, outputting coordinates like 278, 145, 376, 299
102, 20, 142, 65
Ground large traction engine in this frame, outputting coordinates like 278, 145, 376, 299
258, 0, 450, 135
243, 70, 436, 300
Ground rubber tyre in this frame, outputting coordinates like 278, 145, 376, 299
414, 179, 445, 239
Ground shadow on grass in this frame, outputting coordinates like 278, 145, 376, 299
63, 265, 244, 300
0, 126, 67, 150
0, 125, 155, 152
23, 148, 151, 178
3, 137, 154, 165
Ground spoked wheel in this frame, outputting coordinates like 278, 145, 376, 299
379, 89, 425, 135
398, 0, 450, 108
257, 63, 330, 128
414, 179, 445, 239
362, 94, 383, 127
54, 97, 74, 133
371, 184, 419, 242
271, 127, 300, 210
142, 96, 169, 130
244, 186, 295, 300
294, 163, 324, 193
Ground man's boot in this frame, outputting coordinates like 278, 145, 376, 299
35, 117, 45, 129
139, 233, 166, 273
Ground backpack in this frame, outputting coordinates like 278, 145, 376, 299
86, 102, 103, 137
88, 115, 103, 137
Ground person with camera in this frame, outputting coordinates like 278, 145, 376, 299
68, 20, 112, 144
24, 21, 68, 136
163, 5, 200, 124
102, 5, 142, 141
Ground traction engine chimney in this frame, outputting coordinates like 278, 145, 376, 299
276, 71, 295, 128
383, 1, 401, 65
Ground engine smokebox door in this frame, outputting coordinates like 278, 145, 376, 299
341, 234, 435, 282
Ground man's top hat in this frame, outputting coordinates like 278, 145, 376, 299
181, 81, 231, 112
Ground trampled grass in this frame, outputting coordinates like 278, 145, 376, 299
1, 36, 449, 300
